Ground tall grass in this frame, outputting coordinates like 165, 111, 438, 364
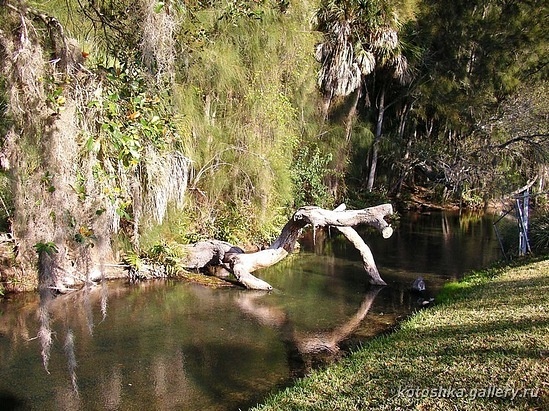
161, 1, 327, 246
1, 0, 335, 289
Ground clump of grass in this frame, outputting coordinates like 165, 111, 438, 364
252, 258, 549, 411
530, 212, 549, 253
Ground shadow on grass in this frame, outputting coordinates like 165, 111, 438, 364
0, 390, 28, 410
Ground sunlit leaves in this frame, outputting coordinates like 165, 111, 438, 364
315, 0, 412, 100
33, 241, 59, 256
291, 146, 334, 208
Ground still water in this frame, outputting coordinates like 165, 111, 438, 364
0, 211, 504, 410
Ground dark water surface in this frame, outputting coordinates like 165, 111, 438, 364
0, 211, 503, 410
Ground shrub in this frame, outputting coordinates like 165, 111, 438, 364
291, 145, 334, 208
530, 212, 549, 253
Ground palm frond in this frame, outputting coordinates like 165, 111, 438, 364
370, 27, 399, 51
390, 54, 411, 83
356, 49, 376, 75
317, 20, 362, 97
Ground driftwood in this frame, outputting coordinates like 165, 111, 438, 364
178, 203, 394, 290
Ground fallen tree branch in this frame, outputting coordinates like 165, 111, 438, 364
177, 203, 394, 290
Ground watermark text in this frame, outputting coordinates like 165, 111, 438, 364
396, 386, 540, 401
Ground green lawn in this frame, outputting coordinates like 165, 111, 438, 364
251, 258, 549, 411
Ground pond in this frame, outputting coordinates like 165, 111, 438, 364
0, 211, 504, 410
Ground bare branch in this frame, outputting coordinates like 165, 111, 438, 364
176, 203, 394, 290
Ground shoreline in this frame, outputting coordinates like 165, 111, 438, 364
251, 256, 549, 410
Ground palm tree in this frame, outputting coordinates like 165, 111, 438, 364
315, 0, 376, 118
315, 0, 412, 191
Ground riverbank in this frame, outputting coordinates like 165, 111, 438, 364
251, 257, 549, 411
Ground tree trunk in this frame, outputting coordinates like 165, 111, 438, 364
344, 88, 361, 141
366, 87, 386, 192
178, 203, 394, 290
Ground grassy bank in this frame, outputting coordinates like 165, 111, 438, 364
251, 258, 549, 411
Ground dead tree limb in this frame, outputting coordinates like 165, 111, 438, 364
178, 203, 394, 290
332, 204, 387, 286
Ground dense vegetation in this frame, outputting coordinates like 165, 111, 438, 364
0, 0, 547, 292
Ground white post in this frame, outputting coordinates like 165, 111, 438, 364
516, 188, 531, 256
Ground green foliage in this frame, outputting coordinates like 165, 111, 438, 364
530, 212, 549, 253
33, 241, 59, 256
123, 251, 143, 272
82, 58, 191, 234
346, 187, 390, 209
291, 145, 334, 208
348, 0, 549, 203
40, 171, 56, 193
171, 1, 324, 244
88, 64, 177, 166
460, 186, 484, 209
74, 225, 96, 246
124, 241, 186, 278
146, 241, 186, 275
310, 1, 549, 207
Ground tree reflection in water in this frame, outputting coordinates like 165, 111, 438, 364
236, 287, 383, 378
24, 277, 384, 408
36, 278, 110, 400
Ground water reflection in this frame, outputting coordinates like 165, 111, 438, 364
0, 277, 389, 410
339, 211, 501, 280
236, 287, 383, 378
0, 211, 503, 410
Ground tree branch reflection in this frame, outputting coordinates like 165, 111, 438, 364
235, 286, 383, 377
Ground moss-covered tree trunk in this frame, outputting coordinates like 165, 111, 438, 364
0, 4, 119, 292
